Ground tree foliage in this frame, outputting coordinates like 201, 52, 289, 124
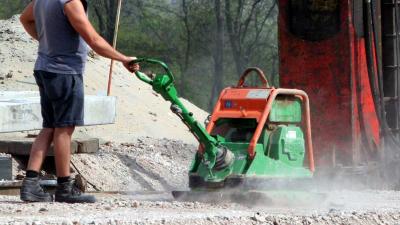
89, 0, 119, 44
0, 0, 30, 19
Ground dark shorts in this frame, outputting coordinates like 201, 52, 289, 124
33, 70, 84, 128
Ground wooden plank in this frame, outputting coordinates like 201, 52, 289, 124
0, 181, 21, 196
0, 180, 21, 188
0, 137, 99, 156
0, 180, 56, 196
0, 138, 78, 156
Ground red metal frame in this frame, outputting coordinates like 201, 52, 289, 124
205, 69, 315, 172
278, 0, 381, 167
237, 68, 270, 88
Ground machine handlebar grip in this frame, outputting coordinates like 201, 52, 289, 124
237, 67, 269, 88
129, 58, 175, 87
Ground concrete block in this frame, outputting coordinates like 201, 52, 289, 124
75, 138, 99, 153
0, 157, 12, 180
0, 91, 116, 133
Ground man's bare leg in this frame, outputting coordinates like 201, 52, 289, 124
53, 126, 74, 177
27, 128, 54, 172
53, 126, 96, 203
21, 128, 54, 202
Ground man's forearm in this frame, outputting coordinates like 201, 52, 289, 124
89, 36, 128, 62
63, 0, 132, 64
21, 21, 38, 40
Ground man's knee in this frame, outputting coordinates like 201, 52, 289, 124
42, 128, 55, 136
31, 128, 54, 152
54, 126, 75, 136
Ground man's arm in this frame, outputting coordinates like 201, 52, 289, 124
20, 1, 38, 40
64, 0, 138, 72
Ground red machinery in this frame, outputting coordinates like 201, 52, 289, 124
278, 0, 399, 169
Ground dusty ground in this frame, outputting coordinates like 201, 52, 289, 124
1, 191, 400, 225
1, 15, 400, 225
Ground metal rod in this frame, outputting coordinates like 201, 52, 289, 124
107, 0, 123, 96
246, 88, 315, 172
394, 0, 400, 139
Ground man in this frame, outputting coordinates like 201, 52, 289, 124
19, 0, 139, 203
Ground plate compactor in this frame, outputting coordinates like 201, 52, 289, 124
131, 58, 315, 203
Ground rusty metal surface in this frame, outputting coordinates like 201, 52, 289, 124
279, 1, 381, 167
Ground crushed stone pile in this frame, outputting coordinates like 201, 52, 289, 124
71, 138, 196, 192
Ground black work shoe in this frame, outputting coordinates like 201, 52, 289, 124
55, 179, 96, 203
20, 177, 53, 202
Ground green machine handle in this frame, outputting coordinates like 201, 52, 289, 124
128, 58, 233, 172
130, 58, 174, 86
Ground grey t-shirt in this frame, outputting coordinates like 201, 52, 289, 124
33, 0, 88, 74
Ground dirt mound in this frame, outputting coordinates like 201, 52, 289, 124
0, 15, 208, 144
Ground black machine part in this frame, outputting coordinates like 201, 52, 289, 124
213, 146, 235, 171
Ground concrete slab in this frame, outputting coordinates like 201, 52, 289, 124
0, 91, 116, 133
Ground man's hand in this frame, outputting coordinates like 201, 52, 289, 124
122, 57, 140, 73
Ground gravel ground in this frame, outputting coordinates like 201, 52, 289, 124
70, 138, 196, 192
1, 191, 400, 225
3, 138, 400, 225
